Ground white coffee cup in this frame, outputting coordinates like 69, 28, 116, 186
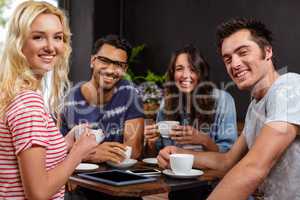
124, 146, 132, 160
75, 127, 105, 144
119, 146, 132, 164
157, 121, 180, 138
170, 154, 194, 175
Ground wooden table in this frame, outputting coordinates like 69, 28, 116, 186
68, 162, 224, 198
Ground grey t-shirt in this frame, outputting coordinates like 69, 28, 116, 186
243, 73, 300, 200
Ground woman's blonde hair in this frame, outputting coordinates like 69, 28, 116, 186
0, 0, 71, 121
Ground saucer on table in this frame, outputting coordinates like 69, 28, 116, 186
162, 169, 203, 179
106, 158, 137, 169
75, 163, 99, 171
142, 157, 158, 165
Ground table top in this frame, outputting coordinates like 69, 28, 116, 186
68, 161, 224, 197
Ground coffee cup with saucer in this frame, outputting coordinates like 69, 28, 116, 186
106, 146, 137, 168
162, 153, 203, 178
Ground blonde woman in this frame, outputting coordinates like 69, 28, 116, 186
0, 1, 97, 199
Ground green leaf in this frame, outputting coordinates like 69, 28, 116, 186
129, 44, 146, 64
125, 44, 166, 86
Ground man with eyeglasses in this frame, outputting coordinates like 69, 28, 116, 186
61, 34, 144, 165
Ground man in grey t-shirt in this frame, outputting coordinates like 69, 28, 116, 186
157, 18, 300, 199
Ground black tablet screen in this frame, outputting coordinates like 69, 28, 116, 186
85, 171, 146, 182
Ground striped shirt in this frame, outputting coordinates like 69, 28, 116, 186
0, 91, 67, 200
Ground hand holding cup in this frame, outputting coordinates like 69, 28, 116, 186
75, 125, 105, 144
122, 146, 132, 162
144, 124, 160, 142
157, 121, 180, 138
71, 127, 98, 159
170, 125, 208, 145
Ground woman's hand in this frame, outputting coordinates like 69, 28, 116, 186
64, 123, 90, 151
144, 123, 160, 157
170, 125, 206, 145
170, 125, 207, 146
144, 124, 160, 143
70, 127, 98, 160
170, 125, 219, 151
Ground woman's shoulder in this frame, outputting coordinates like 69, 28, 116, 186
13, 90, 43, 102
6, 90, 45, 114
213, 88, 235, 111
213, 88, 234, 101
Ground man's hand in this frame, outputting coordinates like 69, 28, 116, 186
157, 146, 179, 169
85, 142, 126, 163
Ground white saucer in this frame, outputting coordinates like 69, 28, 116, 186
161, 134, 170, 138
162, 169, 203, 179
142, 158, 158, 165
76, 163, 99, 171
106, 159, 137, 169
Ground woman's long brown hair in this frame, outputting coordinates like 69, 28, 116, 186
163, 45, 216, 129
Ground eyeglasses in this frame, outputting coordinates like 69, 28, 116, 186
94, 55, 128, 70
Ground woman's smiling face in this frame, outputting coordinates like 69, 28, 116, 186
174, 53, 199, 93
22, 13, 64, 76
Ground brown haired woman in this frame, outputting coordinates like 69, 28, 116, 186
145, 45, 237, 155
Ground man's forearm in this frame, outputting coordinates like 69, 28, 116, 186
131, 142, 143, 159
207, 159, 266, 200
124, 133, 143, 159
183, 149, 229, 172
124, 118, 144, 159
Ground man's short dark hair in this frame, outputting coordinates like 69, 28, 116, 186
92, 34, 132, 59
216, 18, 273, 55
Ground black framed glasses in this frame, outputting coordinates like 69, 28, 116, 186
94, 55, 128, 70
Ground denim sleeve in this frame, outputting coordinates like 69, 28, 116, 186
154, 99, 175, 151
211, 90, 238, 152
156, 99, 165, 123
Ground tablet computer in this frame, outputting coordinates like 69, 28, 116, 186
78, 169, 156, 186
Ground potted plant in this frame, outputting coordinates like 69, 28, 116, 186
124, 44, 166, 118
137, 80, 163, 118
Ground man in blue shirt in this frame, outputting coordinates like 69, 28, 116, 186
61, 35, 144, 164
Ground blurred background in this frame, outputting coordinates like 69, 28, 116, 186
1, 0, 300, 121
